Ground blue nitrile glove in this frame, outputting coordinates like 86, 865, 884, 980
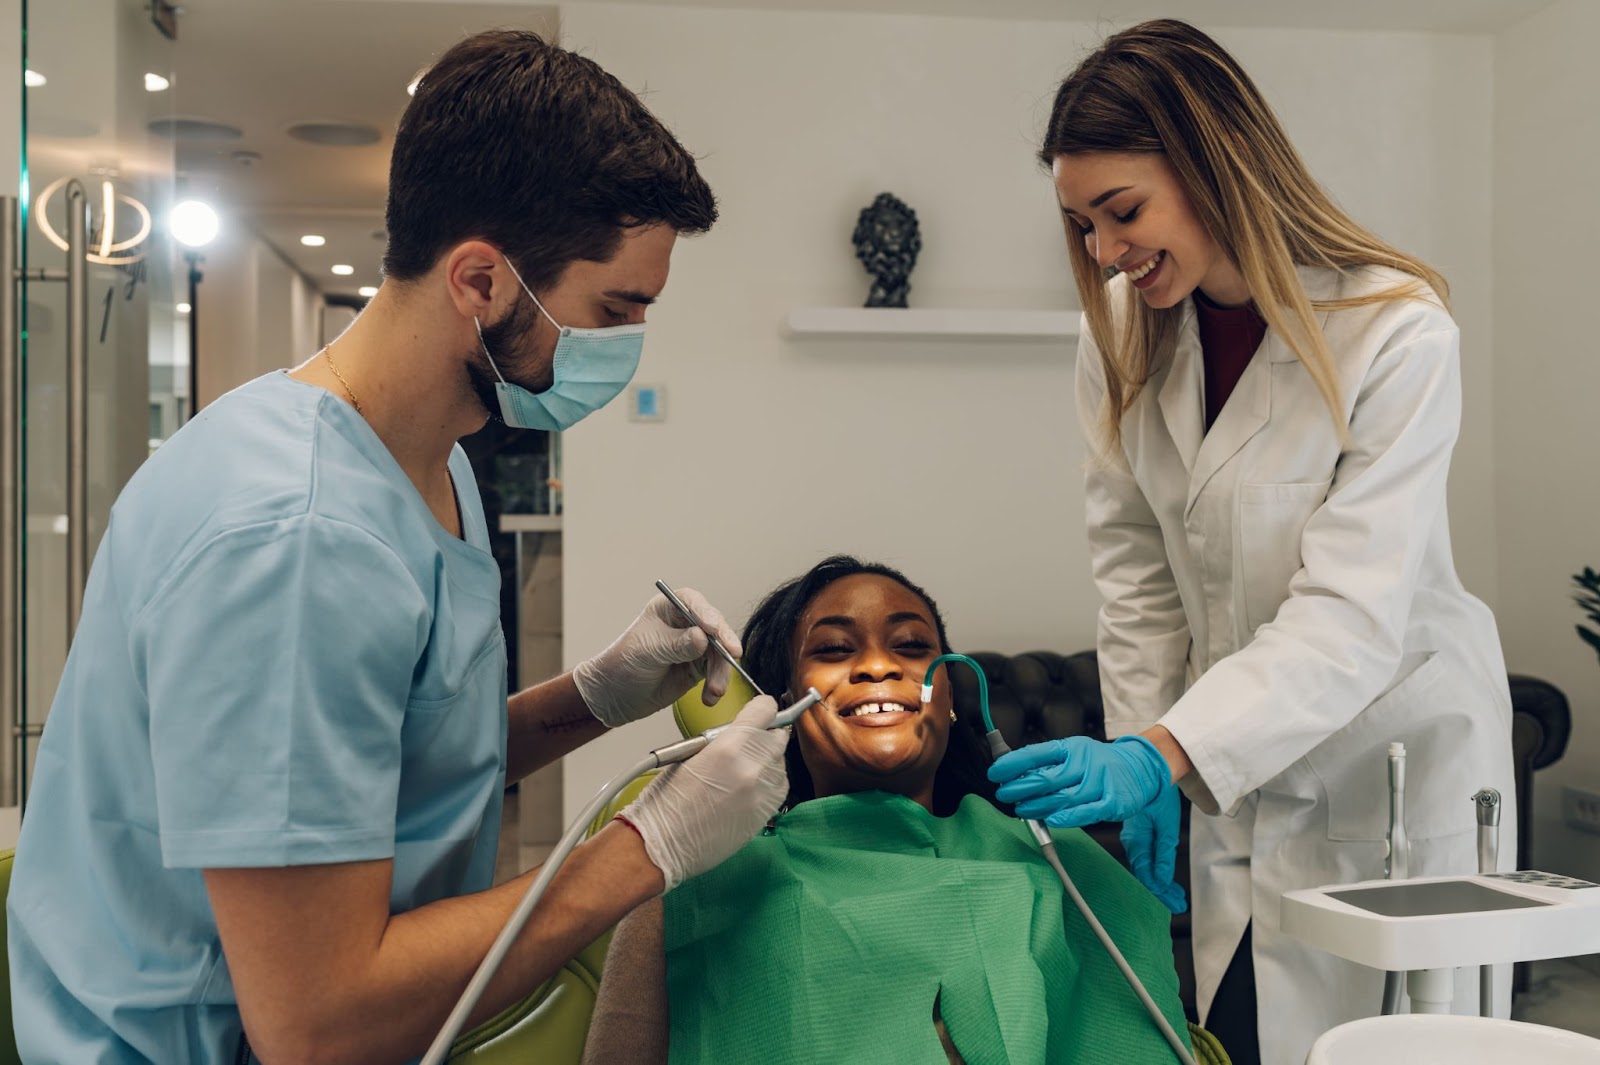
1121, 782, 1187, 913
988, 734, 1170, 829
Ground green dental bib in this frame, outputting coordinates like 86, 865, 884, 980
663, 792, 1191, 1064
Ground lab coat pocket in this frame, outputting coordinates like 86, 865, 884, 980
1304, 653, 1481, 841
1237, 479, 1332, 633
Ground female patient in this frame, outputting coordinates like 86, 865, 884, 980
582, 556, 1191, 1065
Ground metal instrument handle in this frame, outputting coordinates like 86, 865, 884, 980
654, 579, 765, 697
64, 181, 89, 638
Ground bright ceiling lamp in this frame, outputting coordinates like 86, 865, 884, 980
171, 200, 220, 249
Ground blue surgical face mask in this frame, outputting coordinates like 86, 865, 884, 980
475, 257, 646, 431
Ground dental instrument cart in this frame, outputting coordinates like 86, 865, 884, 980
1281, 745, 1600, 1016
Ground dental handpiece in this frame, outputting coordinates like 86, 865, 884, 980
1380, 743, 1410, 1016
1474, 787, 1501, 871
655, 579, 767, 698
649, 687, 822, 767
1474, 786, 1503, 1019
1386, 742, 1410, 881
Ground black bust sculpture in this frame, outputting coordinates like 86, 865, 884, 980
852, 192, 921, 308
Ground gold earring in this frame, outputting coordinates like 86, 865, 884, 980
949, 709, 957, 723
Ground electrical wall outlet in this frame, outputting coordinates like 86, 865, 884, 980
1562, 786, 1600, 836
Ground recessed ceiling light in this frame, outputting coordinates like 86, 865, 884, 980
331, 264, 354, 276
24, 70, 44, 88
287, 122, 380, 147
407, 76, 421, 96
144, 72, 170, 93
177, 302, 191, 315
300, 234, 325, 247
358, 286, 378, 298
147, 117, 243, 142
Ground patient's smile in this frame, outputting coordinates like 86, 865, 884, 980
840, 699, 919, 726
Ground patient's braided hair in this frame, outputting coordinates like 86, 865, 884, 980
740, 555, 1007, 817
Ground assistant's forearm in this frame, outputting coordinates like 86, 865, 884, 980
505, 672, 608, 783
1140, 724, 1194, 783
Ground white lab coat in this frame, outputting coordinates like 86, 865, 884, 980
1077, 265, 1517, 1065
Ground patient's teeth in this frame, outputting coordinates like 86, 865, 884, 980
848, 702, 921, 717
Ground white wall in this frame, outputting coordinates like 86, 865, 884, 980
554, 3, 1498, 817
1493, 0, 1600, 883
198, 234, 324, 404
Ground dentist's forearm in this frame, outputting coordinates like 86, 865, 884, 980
506, 673, 608, 783
208, 823, 663, 1065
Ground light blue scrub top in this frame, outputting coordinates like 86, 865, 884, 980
8, 372, 508, 1064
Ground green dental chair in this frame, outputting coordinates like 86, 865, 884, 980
0, 849, 17, 1065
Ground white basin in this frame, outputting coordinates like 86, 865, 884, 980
1307, 1015, 1600, 1064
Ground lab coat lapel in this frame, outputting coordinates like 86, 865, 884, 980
1184, 337, 1273, 520
1157, 303, 1204, 477
1183, 267, 1336, 519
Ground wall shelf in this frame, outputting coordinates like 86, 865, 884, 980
500, 514, 563, 533
785, 307, 1077, 342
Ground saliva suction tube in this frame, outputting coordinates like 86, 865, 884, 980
924, 654, 1199, 1065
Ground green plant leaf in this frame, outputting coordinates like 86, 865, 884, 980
1582, 625, 1600, 666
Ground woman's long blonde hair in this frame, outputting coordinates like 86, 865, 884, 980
1042, 19, 1448, 448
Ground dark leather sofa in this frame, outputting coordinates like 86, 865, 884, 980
949, 650, 1572, 1014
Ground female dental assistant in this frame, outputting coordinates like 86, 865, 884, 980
986, 20, 1516, 1065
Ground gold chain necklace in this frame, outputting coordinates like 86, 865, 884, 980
322, 343, 363, 415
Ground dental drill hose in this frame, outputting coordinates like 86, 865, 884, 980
419, 688, 821, 1065
1031, 822, 1198, 1065
418, 751, 658, 1065
924, 657, 1197, 1065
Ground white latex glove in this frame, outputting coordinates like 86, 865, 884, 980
573, 588, 741, 728
618, 696, 790, 891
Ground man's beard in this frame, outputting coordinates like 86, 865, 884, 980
466, 295, 549, 422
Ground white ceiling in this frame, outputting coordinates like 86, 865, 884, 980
74, 0, 1555, 299
552, 0, 1559, 32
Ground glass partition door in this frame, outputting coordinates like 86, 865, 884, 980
8, 0, 177, 809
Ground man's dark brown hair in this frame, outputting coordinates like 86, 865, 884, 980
384, 29, 717, 292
